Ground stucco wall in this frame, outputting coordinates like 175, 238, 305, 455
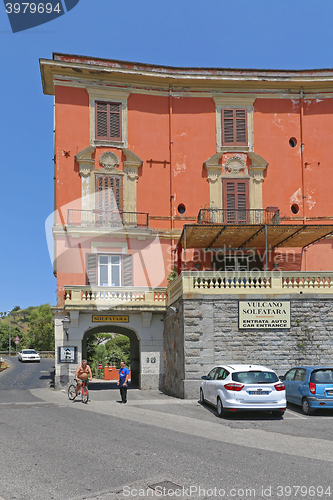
165, 294, 333, 399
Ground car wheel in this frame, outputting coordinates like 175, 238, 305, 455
216, 397, 225, 418
200, 388, 205, 404
272, 409, 285, 418
302, 398, 313, 415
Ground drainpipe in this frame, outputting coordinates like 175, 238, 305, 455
53, 97, 57, 278
300, 88, 306, 224
169, 88, 175, 274
169, 88, 174, 230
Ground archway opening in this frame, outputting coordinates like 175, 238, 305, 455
82, 325, 140, 387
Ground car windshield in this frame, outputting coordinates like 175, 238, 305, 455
232, 371, 278, 384
23, 350, 37, 354
310, 369, 333, 384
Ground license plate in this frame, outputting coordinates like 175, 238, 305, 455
250, 391, 269, 395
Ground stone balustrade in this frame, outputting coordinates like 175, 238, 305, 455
167, 271, 333, 305
64, 286, 167, 311
64, 271, 333, 311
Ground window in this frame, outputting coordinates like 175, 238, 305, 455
207, 368, 218, 380
216, 368, 229, 380
223, 179, 249, 223
86, 254, 133, 287
294, 369, 307, 382
95, 101, 122, 141
222, 109, 247, 146
98, 255, 121, 287
285, 369, 297, 381
95, 175, 123, 224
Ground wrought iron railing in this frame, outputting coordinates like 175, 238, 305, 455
67, 209, 149, 228
197, 208, 280, 225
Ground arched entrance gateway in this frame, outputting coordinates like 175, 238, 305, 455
82, 325, 140, 386
53, 309, 165, 391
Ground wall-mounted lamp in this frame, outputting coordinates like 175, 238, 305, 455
62, 317, 71, 340
162, 305, 179, 321
151, 357, 156, 363
146, 358, 150, 363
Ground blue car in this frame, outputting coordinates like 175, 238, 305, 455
280, 366, 333, 415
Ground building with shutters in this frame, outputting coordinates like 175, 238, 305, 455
41, 54, 333, 394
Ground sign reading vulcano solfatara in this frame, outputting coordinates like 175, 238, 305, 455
239, 300, 290, 329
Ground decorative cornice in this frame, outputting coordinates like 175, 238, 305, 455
204, 152, 222, 167
213, 95, 256, 108
123, 148, 143, 181
75, 146, 95, 178
248, 152, 269, 184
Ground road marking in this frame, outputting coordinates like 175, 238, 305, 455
284, 409, 307, 419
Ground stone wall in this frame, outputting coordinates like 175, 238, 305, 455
163, 299, 185, 398
165, 294, 333, 399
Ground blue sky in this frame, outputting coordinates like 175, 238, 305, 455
1, 0, 333, 313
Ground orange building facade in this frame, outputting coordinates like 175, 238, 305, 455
41, 54, 333, 391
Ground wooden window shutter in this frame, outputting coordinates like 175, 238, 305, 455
122, 255, 133, 286
95, 101, 122, 141
223, 179, 249, 223
86, 253, 97, 286
222, 109, 247, 146
95, 175, 123, 212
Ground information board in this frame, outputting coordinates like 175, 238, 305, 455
239, 300, 290, 329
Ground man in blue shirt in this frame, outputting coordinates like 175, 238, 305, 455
117, 360, 129, 404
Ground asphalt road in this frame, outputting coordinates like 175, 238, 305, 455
1, 358, 333, 500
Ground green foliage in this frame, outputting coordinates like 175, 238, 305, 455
0, 304, 54, 352
86, 334, 130, 376
167, 266, 177, 284
0, 323, 21, 350
24, 304, 54, 351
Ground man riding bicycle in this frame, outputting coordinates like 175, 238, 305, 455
73, 360, 92, 399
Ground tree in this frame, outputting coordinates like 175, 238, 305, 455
25, 304, 54, 351
0, 323, 20, 350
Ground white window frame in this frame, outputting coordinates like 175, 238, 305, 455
214, 96, 255, 152
98, 254, 122, 287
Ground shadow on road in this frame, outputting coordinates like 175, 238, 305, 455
88, 380, 138, 391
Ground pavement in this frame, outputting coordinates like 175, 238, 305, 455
20, 381, 333, 500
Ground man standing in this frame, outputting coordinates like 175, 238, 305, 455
117, 360, 129, 404
73, 359, 92, 399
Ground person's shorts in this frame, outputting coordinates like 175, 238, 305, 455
77, 377, 89, 387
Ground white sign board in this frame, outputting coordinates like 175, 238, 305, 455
239, 300, 290, 329
58, 346, 77, 363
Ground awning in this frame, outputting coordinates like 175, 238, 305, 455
177, 224, 333, 250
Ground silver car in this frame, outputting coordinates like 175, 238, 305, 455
200, 364, 286, 417
18, 349, 41, 363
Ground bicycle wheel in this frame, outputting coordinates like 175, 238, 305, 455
82, 386, 89, 404
68, 384, 76, 400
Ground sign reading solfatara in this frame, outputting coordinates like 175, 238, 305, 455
239, 301, 290, 329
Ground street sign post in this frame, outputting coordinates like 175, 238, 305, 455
14, 336, 20, 354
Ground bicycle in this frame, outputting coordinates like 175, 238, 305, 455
68, 379, 89, 403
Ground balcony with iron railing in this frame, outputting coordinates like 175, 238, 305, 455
67, 209, 149, 229
197, 207, 280, 225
